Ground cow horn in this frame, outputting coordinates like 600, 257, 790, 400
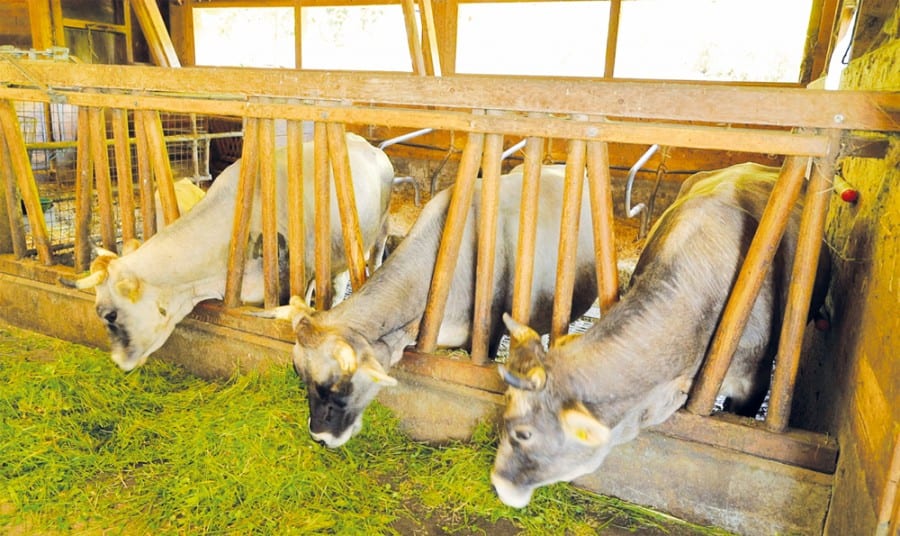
73, 269, 107, 289
498, 363, 546, 392
333, 341, 358, 375
502, 313, 540, 346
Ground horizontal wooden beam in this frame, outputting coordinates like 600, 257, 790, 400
0, 61, 896, 132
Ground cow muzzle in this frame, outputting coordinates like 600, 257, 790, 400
490, 471, 534, 509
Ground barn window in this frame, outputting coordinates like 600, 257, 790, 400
193, 7, 296, 68
300, 6, 413, 71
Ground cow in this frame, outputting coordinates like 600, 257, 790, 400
272, 165, 599, 448
490, 162, 831, 508
72, 133, 395, 372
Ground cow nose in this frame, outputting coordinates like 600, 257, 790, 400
313, 437, 327, 447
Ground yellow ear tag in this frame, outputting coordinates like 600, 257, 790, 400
575, 428, 590, 442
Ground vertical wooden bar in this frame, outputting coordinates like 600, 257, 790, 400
223, 117, 260, 308
766, 135, 838, 432
111, 108, 136, 243
0, 101, 52, 264
130, 0, 182, 67
0, 127, 27, 258
685, 155, 810, 416
88, 107, 117, 252
325, 122, 367, 291
313, 122, 332, 310
401, 0, 427, 75
133, 109, 156, 241
470, 126, 504, 364
417, 127, 485, 353
258, 116, 280, 309
604, 0, 622, 78
286, 119, 306, 297
550, 138, 587, 343
877, 432, 900, 536
418, 0, 441, 76
73, 106, 93, 271
140, 110, 179, 226
586, 139, 619, 312
510, 135, 545, 323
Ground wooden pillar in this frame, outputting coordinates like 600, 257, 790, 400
139, 110, 179, 226
326, 122, 367, 291
550, 137, 587, 343
0, 125, 27, 258
685, 155, 810, 415
510, 135, 545, 324
224, 117, 260, 308
131, 0, 182, 67
418, 126, 485, 353
313, 122, 332, 310
286, 119, 306, 298
258, 116, 280, 309
470, 122, 504, 364
401, 0, 427, 75
586, 139, 619, 312
110, 108, 136, 243
73, 107, 92, 271
133, 110, 156, 241
87, 107, 116, 252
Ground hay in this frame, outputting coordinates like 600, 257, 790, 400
0, 322, 731, 535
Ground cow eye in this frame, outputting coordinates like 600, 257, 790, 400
514, 428, 532, 442
158, 306, 167, 317
104, 310, 117, 324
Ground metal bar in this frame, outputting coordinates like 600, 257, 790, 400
550, 137, 587, 343
132, 110, 156, 241
0, 100, 52, 265
586, 139, 619, 312
0, 125, 27, 258
510, 135, 545, 323
313, 122, 332, 310
88, 107, 116, 251
326, 122, 367, 291
258, 117, 279, 309
286, 119, 306, 298
417, 128, 485, 353
73, 106, 92, 271
110, 108, 136, 243
378, 127, 433, 150
766, 133, 838, 432
140, 110, 179, 226
223, 117, 259, 308
685, 155, 810, 415
470, 126, 504, 365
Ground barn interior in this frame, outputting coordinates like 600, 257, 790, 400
0, 1, 897, 534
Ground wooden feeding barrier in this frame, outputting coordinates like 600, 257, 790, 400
0, 61, 896, 446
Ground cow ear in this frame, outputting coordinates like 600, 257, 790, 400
560, 402, 610, 446
332, 341, 358, 375
114, 274, 143, 303
360, 356, 398, 387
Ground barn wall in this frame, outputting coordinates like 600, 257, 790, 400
794, 6, 899, 534
0, 1, 31, 48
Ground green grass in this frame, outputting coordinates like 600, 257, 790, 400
0, 322, 732, 535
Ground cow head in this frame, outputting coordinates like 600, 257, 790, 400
490, 313, 612, 508
279, 297, 397, 448
74, 242, 196, 371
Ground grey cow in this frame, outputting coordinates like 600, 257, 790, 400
274, 166, 599, 448
491, 162, 830, 508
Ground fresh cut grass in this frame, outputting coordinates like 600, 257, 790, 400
0, 322, 732, 535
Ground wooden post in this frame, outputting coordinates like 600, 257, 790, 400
313, 122, 332, 309
88, 107, 116, 252
140, 110, 179, 226
133, 109, 157, 241
224, 117, 260, 308
470, 124, 504, 364
685, 155, 810, 415
550, 137, 587, 343
286, 119, 306, 298
0, 100, 52, 265
510, 135, 545, 324
326, 122, 367, 291
0, 126, 27, 258
130, 0, 182, 67
586, 139, 619, 312
401, 0, 427, 75
604, 0, 622, 78
110, 108, 136, 243
417, 127, 485, 353
73, 106, 93, 271
419, 0, 441, 76
766, 133, 838, 432
258, 116, 280, 309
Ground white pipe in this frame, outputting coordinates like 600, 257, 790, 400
501, 139, 527, 160
378, 128, 434, 150
625, 144, 659, 219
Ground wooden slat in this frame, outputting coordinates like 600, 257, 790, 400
1, 62, 895, 131
87, 107, 116, 252
470, 126, 504, 364
550, 137, 587, 343
417, 128, 485, 353
258, 117, 279, 309
586, 139, 619, 312
286, 119, 306, 298
325, 122, 367, 291
313, 122, 332, 310
0, 100, 52, 265
766, 133, 839, 432
110, 108, 136, 243
73, 107, 92, 271
510, 135, 545, 323
401, 0, 427, 76
419, 0, 442, 76
130, 0, 181, 67
685, 156, 810, 415
132, 110, 156, 241
604, 0, 622, 78
0, 125, 27, 258
139, 110, 179, 227
223, 117, 259, 308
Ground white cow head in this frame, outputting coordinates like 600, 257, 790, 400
74, 242, 196, 371
490, 313, 613, 509
277, 297, 397, 448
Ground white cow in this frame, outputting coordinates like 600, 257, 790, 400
490, 163, 831, 508
74, 133, 394, 372
272, 166, 599, 448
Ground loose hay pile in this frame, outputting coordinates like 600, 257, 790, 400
0, 322, 730, 535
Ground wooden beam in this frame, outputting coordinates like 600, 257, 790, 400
401, 0, 427, 75
586, 139, 619, 312
325, 122, 367, 292
286, 119, 306, 298
130, 0, 182, 67
550, 136, 586, 343
87, 107, 116, 252
312, 122, 331, 310
224, 117, 259, 308
510, 134, 544, 324
110, 108, 137, 243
